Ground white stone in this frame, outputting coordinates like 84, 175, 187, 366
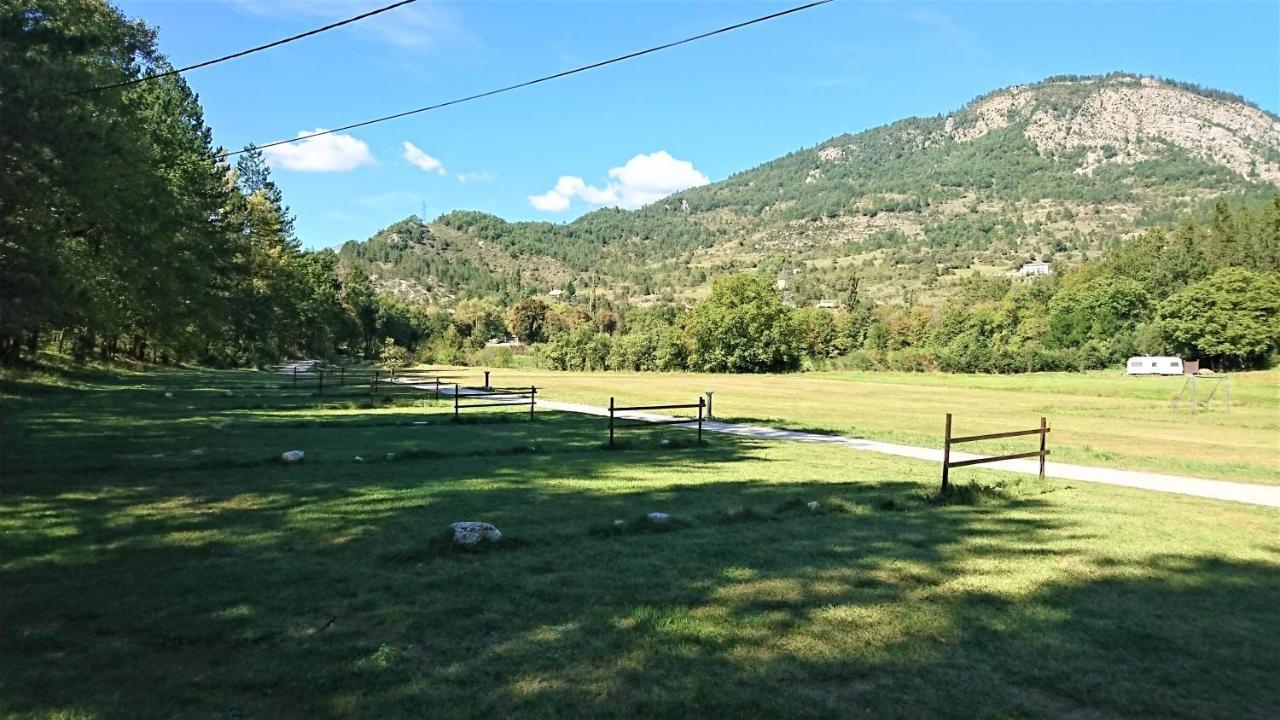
353, 456, 364, 463
280, 450, 304, 463
647, 512, 670, 523
450, 521, 502, 546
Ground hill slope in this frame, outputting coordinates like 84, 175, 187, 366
338, 73, 1280, 306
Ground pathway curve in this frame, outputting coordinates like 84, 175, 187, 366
421, 383, 1280, 508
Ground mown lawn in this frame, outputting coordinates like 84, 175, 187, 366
479, 367, 1280, 485
2, 367, 1278, 719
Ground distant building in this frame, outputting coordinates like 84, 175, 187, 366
1126, 356, 1184, 376
1016, 261, 1052, 277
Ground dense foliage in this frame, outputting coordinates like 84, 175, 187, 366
0, 1, 436, 366
531, 197, 1280, 373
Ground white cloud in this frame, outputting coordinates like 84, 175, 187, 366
528, 151, 708, 213
263, 129, 376, 173
402, 142, 445, 174
456, 170, 493, 183
529, 177, 579, 212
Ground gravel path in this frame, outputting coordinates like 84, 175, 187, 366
539, 399, 1280, 509
427, 383, 1280, 508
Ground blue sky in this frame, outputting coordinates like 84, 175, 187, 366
115, 0, 1280, 249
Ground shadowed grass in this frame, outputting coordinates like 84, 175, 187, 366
1, 366, 1277, 719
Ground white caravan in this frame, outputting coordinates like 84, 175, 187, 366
1126, 356, 1183, 376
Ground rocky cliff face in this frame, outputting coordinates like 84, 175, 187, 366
941, 76, 1280, 181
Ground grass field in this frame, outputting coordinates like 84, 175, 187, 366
2, 366, 1278, 719
473, 368, 1280, 485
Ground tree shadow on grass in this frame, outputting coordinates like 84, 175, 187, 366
3, 372, 1278, 719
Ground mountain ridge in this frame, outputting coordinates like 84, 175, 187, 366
337, 73, 1280, 307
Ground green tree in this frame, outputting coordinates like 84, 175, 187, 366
378, 337, 409, 369
454, 298, 507, 344
507, 297, 550, 343
1157, 268, 1280, 368
792, 307, 839, 358
688, 274, 801, 372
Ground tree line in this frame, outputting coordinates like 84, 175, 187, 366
514, 196, 1279, 373
1, 1, 430, 366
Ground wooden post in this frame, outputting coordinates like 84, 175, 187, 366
454, 384, 460, 419
373, 369, 379, 395
317, 369, 324, 396
609, 397, 615, 447
390, 367, 396, 385
339, 366, 345, 386
484, 370, 491, 389
293, 366, 297, 386
698, 396, 704, 443
1038, 416, 1047, 482
941, 413, 952, 492
434, 377, 440, 401
529, 386, 536, 420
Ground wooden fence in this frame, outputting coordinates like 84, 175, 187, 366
941, 413, 1049, 490
292, 366, 461, 399
607, 397, 704, 446
453, 385, 537, 420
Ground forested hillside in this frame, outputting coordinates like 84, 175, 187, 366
530, 195, 1280, 373
339, 73, 1280, 306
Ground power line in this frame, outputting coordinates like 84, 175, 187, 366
216, 0, 834, 162
76, 0, 418, 94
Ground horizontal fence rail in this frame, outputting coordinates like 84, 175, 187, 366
293, 367, 461, 398
453, 385, 537, 420
941, 413, 1049, 490
608, 397, 705, 446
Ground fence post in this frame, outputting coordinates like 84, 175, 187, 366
454, 384, 460, 419
941, 413, 952, 492
698, 396, 704, 443
390, 367, 396, 385
434, 377, 440, 401
340, 366, 345, 386
317, 368, 324, 396
373, 369, 379, 395
609, 397, 615, 447
293, 366, 297, 387
1038, 416, 1047, 482
529, 385, 536, 420
484, 370, 491, 390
